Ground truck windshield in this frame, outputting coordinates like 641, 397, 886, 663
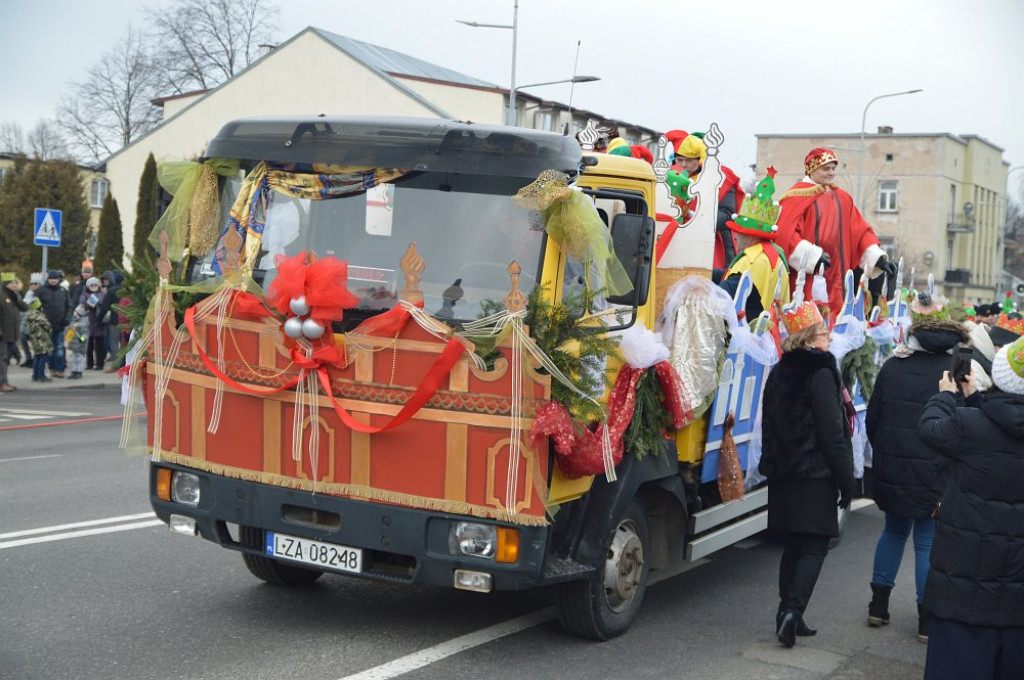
192, 171, 546, 325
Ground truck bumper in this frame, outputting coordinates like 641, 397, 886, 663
150, 461, 550, 590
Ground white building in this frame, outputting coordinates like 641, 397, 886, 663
103, 27, 659, 257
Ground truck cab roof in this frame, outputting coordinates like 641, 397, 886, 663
204, 116, 583, 179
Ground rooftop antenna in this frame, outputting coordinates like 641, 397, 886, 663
563, 40, 582, 135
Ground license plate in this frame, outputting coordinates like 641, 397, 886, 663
265, 532, 362, 574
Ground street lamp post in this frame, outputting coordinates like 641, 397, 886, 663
456, 0, 519, 125
855, 89, 923, 211
512, 75, 600, 128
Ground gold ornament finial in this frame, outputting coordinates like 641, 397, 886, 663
399, 242, 425, 305
503, 261, 527, 312
157, 231, 172, 281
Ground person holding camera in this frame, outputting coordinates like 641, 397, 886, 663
916, 334, 1024, 679
760, 298, 855, 648
864, 291, 965, 642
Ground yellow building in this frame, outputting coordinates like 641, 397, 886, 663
756, 131, 1009, 303
0, 153, 108, 257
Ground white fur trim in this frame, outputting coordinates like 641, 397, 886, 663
992, 344, 1024, 395
860, 243, 887, 279
788, 239, 823, 272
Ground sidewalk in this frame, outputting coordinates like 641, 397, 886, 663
2, 360, 124, 392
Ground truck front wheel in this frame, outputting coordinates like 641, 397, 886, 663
555, 499, 650, 640
239, 526, 324, 586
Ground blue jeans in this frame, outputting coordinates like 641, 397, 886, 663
872, 512, 935, 603
48, 329, 66, 372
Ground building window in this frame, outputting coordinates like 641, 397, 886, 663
879, 236, 896, 261
885, 153, 894, 162
90, 179, 108, 208
877, 180, 898, 212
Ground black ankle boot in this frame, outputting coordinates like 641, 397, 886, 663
917, 603, 929, 643
776, 611, 797, 648
795, 618, 817, 636
868, 583, 892, 626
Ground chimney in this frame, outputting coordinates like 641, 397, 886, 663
258, 44, 276, 59
877, 125, 893, 134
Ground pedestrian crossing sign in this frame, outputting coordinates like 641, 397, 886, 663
34, 208, 62, 247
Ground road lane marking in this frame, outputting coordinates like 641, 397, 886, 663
0, 414, 133, 432
0, 454, 64, 463
338, 608, 556, 680
338, 557, 710, 679
0, 519, 164, 549
0, 512, 157, 540
1, 408, 90, 417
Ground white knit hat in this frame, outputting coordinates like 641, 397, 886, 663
991, 337, 1024, 396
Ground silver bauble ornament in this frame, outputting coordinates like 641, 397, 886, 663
302, 318, 325, 339
289, 295, 310, 316
284, 316, 304, 339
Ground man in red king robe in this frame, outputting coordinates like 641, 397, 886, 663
776, 147, 896, 322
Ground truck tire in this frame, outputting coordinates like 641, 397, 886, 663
239, 526, 324, 586
555, 498, 650, 640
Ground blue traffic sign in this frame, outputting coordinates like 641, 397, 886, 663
34, 208, 62, 247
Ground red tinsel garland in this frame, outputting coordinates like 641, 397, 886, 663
530, 360, 691, 479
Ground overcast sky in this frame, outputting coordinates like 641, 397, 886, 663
2, 0, 1023, 191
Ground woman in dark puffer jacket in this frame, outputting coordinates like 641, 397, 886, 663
917, 335, 1024, 680
760, 300, 855, 648
864, 297, 966, 641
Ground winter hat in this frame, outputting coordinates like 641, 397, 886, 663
909, 289, 949, 323
606, 137, 630, 155
0, 272, 14, 282
86, 276, 101, 287
47, 269, 61, 280
29, 272, 44, 285
630, 145, 654, 164
804, 147, 840, 176
665, 129, 689, 155
675, 135, 707, 165
991, 336, 1024, 395
726, 167, 781, 240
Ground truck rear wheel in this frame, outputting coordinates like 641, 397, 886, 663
239, 526, 324, 586
556, 499, 650, 640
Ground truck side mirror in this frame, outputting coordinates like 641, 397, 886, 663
605, 212, 653, 308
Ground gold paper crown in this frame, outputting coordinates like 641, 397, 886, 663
996, 313, 1024, 336
780, 300, 824, 334
804, 148, 839, 176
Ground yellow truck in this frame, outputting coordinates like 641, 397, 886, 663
140, 116, 772, 640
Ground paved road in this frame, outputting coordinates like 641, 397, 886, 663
0, 389, 929, 680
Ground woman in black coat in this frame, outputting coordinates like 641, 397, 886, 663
760, 304, 856, 647
864, 312, 965, 639
917, 339, 1024, 680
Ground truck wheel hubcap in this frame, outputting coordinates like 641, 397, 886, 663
603, 519, 644, 612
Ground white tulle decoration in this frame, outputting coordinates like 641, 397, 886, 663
615, 322, 670, 369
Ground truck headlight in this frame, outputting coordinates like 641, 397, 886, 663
449, 522, 519, 563
171, 471, 201, 506
451, 522, 496, 558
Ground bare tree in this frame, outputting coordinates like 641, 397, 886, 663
146, 0, 279, 95
0, 120, 72, 160
26, 121, 71, 160
0, 122, 25, 155
57, 26, 162, 162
